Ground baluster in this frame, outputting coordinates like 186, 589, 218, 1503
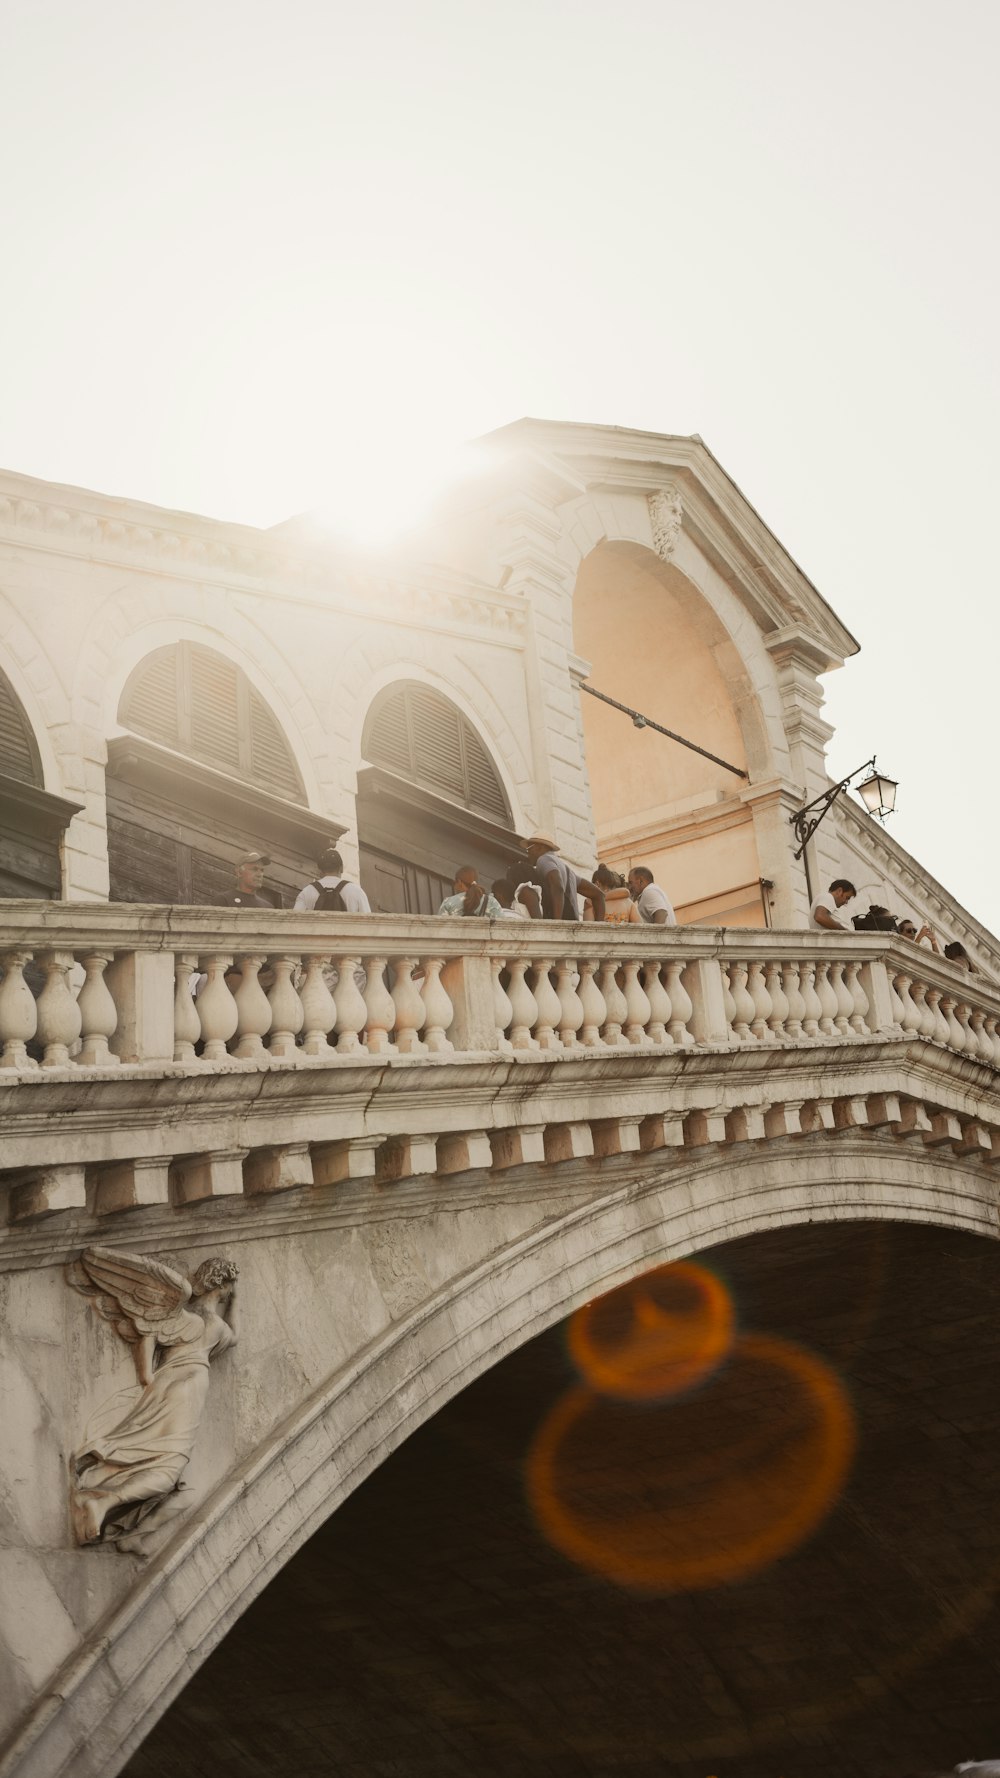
506, 957, 538, 1050
529, 960, 563, 1051
747, 960, 774, 1043
924, 985, 951, 1047
36, 949, 83, 1068
332, 956, 368, 1054
728, 961, 755, 1042
577, 959, 607, 1048
814, 961, 838, 1037
391, 957, 426, 1055
76, 951, 119, 1066
843, 960, 869, 1035
828, 960, 854, 1036
968, 1007, 990, 1064
782, 961, 805, 1040
492, 958, 514, 1054
664, 961, 694, 1047
909, 978, 936, 1041
0, 950, 38, 1069
300, 954, 337, 1056
938, 991, 965, 1052
641, 961, 671, 1046
721, 963, 738, 1041
953, 999, 977, 1058
764, 959, 789, 1042
554, 959, 584, 1049
621, 958, 652, 1045
799, 961, 822, 1039
892, 972, 921, 1037
420, 958, 454, 1053
173, 953, 201, 1063
596, 960, 629, 1048
362, 957, 397, 1055
263, 954, 304, 1059
197, 954, 240, 1061
230, 954, 273, 1061
983, 1013, 1000, 1069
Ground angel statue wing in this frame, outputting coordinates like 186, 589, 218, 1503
67, 1246, 201, 1347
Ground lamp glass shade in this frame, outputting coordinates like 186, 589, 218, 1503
857, 769, 897, 817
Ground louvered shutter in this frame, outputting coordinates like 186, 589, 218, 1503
249, 690, 304, 799
119, 648, 180, 749
0, 668, 42, 786
364, 682, 510, 821
409, 688, 466, 801
463, 724, 509, 820
366, 691, 413, 776
189, 649, 242, 774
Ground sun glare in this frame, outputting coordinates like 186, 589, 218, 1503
307, 440, 495, 551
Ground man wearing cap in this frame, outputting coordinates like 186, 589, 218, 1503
523, 834, 605, 922
228, 851, 278, 909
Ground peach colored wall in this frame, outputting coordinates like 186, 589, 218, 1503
574, 543, 764, 926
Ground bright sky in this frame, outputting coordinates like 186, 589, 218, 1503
2, 0, 997, 931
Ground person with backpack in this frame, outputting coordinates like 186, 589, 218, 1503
294, 848, 371, 914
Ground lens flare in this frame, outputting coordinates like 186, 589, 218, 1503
527, 1335, 855, 1592
567, 1262, 734, 1401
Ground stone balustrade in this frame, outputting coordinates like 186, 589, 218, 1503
1, 903, 999, 1074
2, 904, 999, 1228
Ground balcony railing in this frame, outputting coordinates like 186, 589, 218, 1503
1, 902, 998, 1074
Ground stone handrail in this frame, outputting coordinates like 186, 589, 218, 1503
1, 902, 998, 1074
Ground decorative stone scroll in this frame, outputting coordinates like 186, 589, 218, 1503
67, 1246, 239, 1550
647, 485, 683, 560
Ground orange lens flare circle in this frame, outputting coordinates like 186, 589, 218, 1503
567, 1262, 734, 1401
528, 1334, 856, 1593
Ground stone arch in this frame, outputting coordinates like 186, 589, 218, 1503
335, 639, 534, 837
0, 593, 74, 799
10, 1139, 997, 1778
75, 590, 337, 817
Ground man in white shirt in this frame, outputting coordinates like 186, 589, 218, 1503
810, 879, 856, 931
294, 847, 371, 914
627, 866, 677, 925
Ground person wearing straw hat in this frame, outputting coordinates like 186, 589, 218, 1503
523, 834, 605, 922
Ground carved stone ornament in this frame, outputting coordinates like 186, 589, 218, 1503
647, 485, 683, 560
67, 1246, 239, 1550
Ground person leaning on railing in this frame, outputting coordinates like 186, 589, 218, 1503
522, 834, 606, 922
897, 916, 941, 952
627, 866, 677, 926
810, 878, 856, 931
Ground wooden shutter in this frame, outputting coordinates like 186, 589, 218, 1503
364, 683, 510, 821
0, 669, 42, 787
189, 648, 242, 774
249, 689, 303, 799
119, 644, 304, 802
120, 648, 180, 749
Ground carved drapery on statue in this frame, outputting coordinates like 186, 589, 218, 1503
67, 1246, 238, 1549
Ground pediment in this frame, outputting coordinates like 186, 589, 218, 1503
473, 418, 860, 669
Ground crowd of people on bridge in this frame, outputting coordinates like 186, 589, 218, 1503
810, 878, 979, 973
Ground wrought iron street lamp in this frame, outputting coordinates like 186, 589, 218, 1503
790, 757, 898, 862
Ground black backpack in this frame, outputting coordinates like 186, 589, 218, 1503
311, 877, 347, 912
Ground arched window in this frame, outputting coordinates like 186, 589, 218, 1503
0, 665, 43, 788
0, 665, 82, 898
109, 643, 340, 906
363, 682, 510, 822
119, 642, 305, 802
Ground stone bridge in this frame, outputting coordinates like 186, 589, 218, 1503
1, 905, 999, 1778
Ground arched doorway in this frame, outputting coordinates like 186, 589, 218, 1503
573, 543, 769, 927
107, 642, 342, 905
0, 662, 82, 898
357, 681, 522, 913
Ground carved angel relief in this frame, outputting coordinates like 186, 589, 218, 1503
67, 1247, 239, 1549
